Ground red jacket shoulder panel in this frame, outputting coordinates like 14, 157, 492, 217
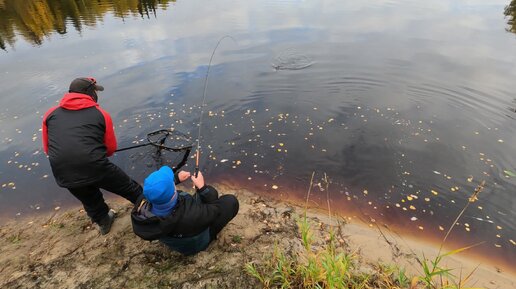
42, 106, 59, 154
96, 106, 117, 156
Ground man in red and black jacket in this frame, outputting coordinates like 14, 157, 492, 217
42, 77, 142, 234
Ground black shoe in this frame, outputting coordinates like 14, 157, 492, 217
98, 209, 115, 235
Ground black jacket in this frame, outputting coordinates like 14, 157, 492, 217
131, 185, 221, 240
42, 92, 117, 188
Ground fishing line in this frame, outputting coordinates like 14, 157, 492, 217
194, 35, 236, 177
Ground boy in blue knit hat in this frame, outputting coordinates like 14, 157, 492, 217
131, 166, 239, 255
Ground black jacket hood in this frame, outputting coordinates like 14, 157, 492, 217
131, 194, 181, 240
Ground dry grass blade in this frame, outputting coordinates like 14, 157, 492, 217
439, 180, 485, 255
459, 264, 481, 288
305, 171, 315, 215
442, 242, 485, 258
324, 172, 331, 222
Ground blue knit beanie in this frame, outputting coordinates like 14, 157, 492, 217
143, 166, 177, 216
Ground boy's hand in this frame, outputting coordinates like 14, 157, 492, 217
178, 171, 191, 182
191, 171, 205, 189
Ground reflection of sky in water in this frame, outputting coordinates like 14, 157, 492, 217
0, 0, 515, 270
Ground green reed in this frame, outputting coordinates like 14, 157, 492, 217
245, 175, 487, 289
412, 180, 486, 289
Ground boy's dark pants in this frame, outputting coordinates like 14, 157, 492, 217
208, 194, 240, 240
160, 194, 239, 255
68, 165, 142, 224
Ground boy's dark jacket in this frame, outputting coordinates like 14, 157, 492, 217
131, 184, 220, 240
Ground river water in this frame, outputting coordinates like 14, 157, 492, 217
1, 0, 515, 271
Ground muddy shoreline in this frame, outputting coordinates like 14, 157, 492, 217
1, 187, 514, 289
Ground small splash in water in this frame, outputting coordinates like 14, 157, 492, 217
271, 48, 314, 70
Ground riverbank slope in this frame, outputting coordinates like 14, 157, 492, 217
0, 188, 513, 289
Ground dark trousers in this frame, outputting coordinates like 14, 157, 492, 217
209, 194, 239, 240
160, 194, 239, 255
68, 165, 142, 224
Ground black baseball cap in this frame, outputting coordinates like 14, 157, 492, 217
69, 77, 104, 93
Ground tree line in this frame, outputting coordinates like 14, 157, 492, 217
0, 0, 175, 50
506, 0, 516, 34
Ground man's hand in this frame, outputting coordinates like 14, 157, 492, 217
191, 171, 205, 189
178, 171, 191, 183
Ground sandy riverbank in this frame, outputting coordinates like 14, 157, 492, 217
0, 187, 514, 289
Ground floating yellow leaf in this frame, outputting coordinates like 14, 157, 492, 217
431, 190, 439, 195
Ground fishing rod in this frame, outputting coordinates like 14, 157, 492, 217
194, 35, 236, 178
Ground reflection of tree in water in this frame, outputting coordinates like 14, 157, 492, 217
0, 0, 175, 50
505, 0, 516, 33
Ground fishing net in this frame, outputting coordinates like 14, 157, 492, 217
117, 129, 193, 171
146, 129, 192, 152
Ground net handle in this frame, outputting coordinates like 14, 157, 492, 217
115, 143, 151, 152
